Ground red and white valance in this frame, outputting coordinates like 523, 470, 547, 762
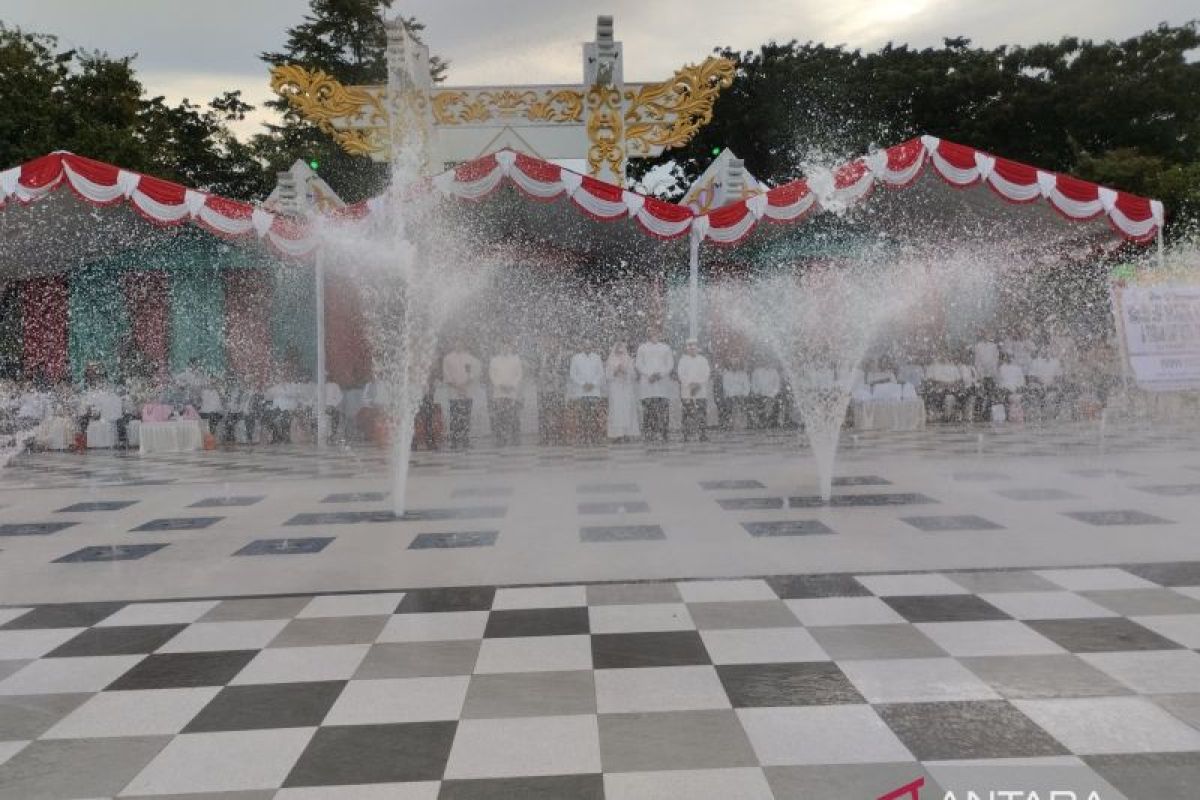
0, 139, 1167, 264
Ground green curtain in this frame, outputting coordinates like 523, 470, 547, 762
169, 260, 227, 375
270, 263, 317, 378
0, 283, 20, 379
68, 264, 130, 383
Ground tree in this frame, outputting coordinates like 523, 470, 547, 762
633, 22, 1200, 233
256, 0, 447, 202
0, 24, 269, 198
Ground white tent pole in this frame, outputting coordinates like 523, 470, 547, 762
688, 228, 701, 340
315, 247, 328, 450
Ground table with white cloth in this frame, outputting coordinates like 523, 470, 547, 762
139, 420, 203, 454
35, 417, 74, 450
852, 399, 926, 431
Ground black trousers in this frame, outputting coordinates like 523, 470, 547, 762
641, 397, 669, 442
264, 410, 291, 443
538, 391, 564, 445
223, 413, 243, 443
681, 399, 708, 441
448, 399, 472, 449
201, 412, 222, 437
575, 397, 605, 444
490, 398, 519, 446
751, 396, 778, 429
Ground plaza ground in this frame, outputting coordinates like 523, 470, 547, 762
1, 421, 1199, 797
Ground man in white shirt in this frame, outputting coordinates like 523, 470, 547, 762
442, 340, 482, 450
635, 331, 674, 443
719, 360, 751, 431
750, 362, 782, 429
1026, 349, 1064, 420
489, 342, 523, 446
676, 339, 712, 442
997, 352, 1027, 413
924, 355, 962, 422
267, 373, 298, 443
569, 343, 606, 445
323, 381, 344, 440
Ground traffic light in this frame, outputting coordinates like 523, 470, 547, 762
711, 146, 721, 156
308, 158, 320, 171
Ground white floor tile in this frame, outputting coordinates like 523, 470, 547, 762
121, 727, 316, 795
0, 609, 33, 627
0, 740, 28, 767
1035, 569, 1156, 591
1079, 650, 1200, 694
324, 676, 469, 724
1013, 697, 1200, 754
474, 635, 593, 674
230, 644, 370, 685
0, 655, 142, 695
493, 585, 587, 610
97, 601, 219, 627
588, 603, 695, 634
276, 783, 440, 799
297, 593, 406, 619
1132, 613, 1200, 648
156, 620, 289, 653
854, 574, 967, 597
738, 706, 913, 765
43, 687, 220, 738
979, 592, 1116, 620
839, 658, 1000, 703
0, 628, 84, 660
595, 666, 730, 713
444, 715, 601, 779
378, 611, 489, 643
604, 767, 774, 800
700, 628, 827, 664
916, 621, 1066, 657
785, 597, 906, 627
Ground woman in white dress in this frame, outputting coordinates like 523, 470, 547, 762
605, 341, 641, 442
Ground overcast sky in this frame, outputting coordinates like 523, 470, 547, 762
1, 0, 1195, 139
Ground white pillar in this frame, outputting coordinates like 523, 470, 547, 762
315, 248, 328, 450
688, 227, 701, 340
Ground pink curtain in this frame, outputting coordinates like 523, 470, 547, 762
121, 270, 170, 374
224, 269, 273, 383
21, 276, 69, 382
324, 274, 373, 387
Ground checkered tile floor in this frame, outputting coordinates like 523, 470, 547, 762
3, 421, 1197, 491
3, 566, 1200, 798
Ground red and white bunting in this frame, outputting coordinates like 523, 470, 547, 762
0, 139, 1166, 261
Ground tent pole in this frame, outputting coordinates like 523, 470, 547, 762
315, 248, 328, 451
688, 228, 701, 340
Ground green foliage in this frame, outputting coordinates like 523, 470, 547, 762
0, 24, 270, 198
635, 22, 1200, 234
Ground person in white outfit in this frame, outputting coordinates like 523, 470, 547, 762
488, 342, 523, 446
750, 362, 782, 429
569, 343, 606, 445
676, 339, 711, 442
635, 331, 673, 442
719, 361, 750, 430
442, 340, 482, 450
605, 341, 640, 441
199, 381, 224, 438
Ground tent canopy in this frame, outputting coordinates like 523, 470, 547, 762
0, 136, 1165, 278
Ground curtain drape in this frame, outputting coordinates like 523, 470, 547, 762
271, 263, 316, 379
122, 269, 170, 376
324, 273, 372, 387
0, 282, 21, 379
21, 276, 69, 382
169, 261, 226, 374
69, 264, 130, 383
224, 268, 273, 384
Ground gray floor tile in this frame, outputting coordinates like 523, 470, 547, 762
809, 625, 947, 660
718, 662, 864, 707
1124, 562, 1200, 587
1026, 617, 1186, 652
56, 500, 138, 512
876, 700, 1069, 760
687, 601, 801, 630
578, 500, 650, 515
183, 680, 345, 733
354, 641, 481, 679
397, 587, 496, 613
585, 582, 682, 605
598, 709, 758, 771
462, 670, 596, 718
766, 574, 871, 599
283, 721, 457, 786
410, 531, 498, 549
189, 496, 265, 508
765, 764, 937, 800
439, 774, 604, 800
199, 596, 312, 622
960, 654, 1134, 699
0, 522, 77, 537
46, 624, 186, 658
132, 516, 222, 532
1154, 693, 1200, 730
580, 525, 665, 542
54, 543, 169, 563
268, 615, 389, 648
718, 496, 784, 510
883, 594, 1010, 623
743, 520, 835, 537
0, 735, 170, 799
944, 571, 1060, 593
1064, 510, 1173, 526
997, 488, 1079, 501
234, 538, 333, 556
0, 693, 91, 740
1085, 752, 1200, 800
1, 602, 124, 630
902, 515, 1004, 532
1081, 589, 1200, 616
483, 608, 590, 639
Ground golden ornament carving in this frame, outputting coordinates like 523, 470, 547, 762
269, 65, 389, 157
624, 56, 736, 156
431, 88, 583, 125
586, 83, 624, 178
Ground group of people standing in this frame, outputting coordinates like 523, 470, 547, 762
434, 332, 721, 448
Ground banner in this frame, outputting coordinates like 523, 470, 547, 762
1113, 283, 1200, 392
